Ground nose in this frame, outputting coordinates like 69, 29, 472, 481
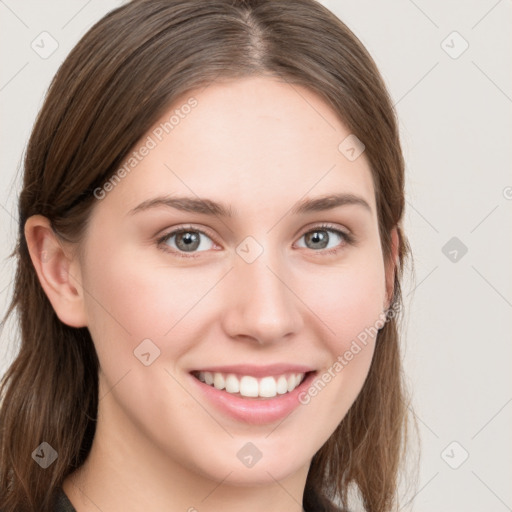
221, 249, 304, 346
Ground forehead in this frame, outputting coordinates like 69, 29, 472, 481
97, 76, 376, 216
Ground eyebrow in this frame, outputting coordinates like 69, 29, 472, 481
128, 193, 372, 217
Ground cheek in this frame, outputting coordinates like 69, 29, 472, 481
292, 253, 386, 413
296, 253, 387, 349
81, 243, 221, 351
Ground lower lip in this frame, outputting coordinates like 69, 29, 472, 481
189, 372, 317, 425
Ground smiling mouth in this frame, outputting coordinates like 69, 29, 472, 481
190, 370, 312, 399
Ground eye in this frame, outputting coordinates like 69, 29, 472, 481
158, 227, 216, 256
295, 224, 354, 253
157, 223, 354, 258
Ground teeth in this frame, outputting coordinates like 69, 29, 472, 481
287, 374, 297, 392
259, 376, 277, 398
276, 375, 288, 395
240, 376, 259, 397
196, 371, 306, 398
213, 373, 225, 390
225, 374, 240, 393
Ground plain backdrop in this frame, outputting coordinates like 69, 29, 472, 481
1, 1, 511, 511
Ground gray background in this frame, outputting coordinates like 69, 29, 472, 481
1, 1, 511, 510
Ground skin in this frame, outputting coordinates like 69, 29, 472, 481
26, 76, 398, 512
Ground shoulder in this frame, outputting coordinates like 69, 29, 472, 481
0, 488, 75, 512
303, 488, 346, 512
53, 487, 77, 512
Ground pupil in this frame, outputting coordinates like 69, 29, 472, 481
307, 230, 328, 249
177, 232, 199, 251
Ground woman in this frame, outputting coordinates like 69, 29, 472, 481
0, 0, 412, 511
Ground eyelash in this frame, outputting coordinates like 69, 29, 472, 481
156, 223, 355, 259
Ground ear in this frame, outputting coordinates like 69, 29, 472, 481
24, 215, 87, 328
384, 226, 400, 310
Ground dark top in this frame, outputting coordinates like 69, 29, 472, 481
54, 488, 76, 511
53, 486, 337, 511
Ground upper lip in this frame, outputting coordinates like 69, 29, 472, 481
190, 364, 316, 377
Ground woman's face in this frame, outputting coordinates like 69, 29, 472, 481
74, 77, 392, 486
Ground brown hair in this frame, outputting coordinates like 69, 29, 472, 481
0, 1, 414, 510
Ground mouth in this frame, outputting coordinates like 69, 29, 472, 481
188, 365, 317, 424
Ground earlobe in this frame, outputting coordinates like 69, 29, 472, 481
24, 215, 87, 328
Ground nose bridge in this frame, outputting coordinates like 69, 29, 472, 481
222, 240, 303, 343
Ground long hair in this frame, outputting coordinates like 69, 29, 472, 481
0, 1, 413, 510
